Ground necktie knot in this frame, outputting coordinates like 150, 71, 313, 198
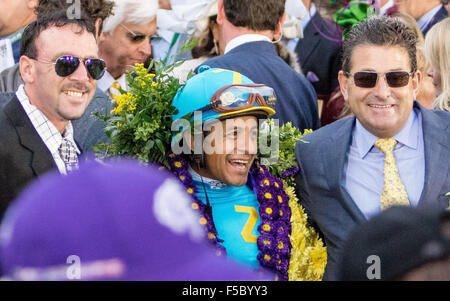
374, 138, 397, 154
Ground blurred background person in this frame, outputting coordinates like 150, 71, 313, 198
338, 206, 450, 281
393, 0, 448, 36
289, 0, 343, 120
171, 0, 303, 83
424, 17, 450, 112
98, 0, 157, 98
0, 0, 37, 72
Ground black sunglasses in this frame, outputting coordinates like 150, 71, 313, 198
33, 56, 106, 80
120, 24, 153, 43
345, 71, 414, 88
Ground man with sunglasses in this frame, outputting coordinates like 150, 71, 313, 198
294, 16, 450, 280
0, 0, 116, 154
0, 11, 105, 219
97, 0, 157, 98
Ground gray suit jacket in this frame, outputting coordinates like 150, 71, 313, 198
0, 64, 111, 153
294, 102, 450, 280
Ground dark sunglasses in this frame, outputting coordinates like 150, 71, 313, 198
120, 24, 153, 43
345, 71, 414, 88
33, 56, 106, 80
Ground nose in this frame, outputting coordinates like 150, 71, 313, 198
235, 129, 258, 155
373, 73, 392, 99
138, 39, 152, 57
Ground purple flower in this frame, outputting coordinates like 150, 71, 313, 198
258, 220, 277, 236
278, 205, 291, 223
276, 221, 291, 237
259, 200, 279, 220
275, 236, 291, 256
257, 252, 279, 268
257, 234, 276, 252
275, 256, 290, 275
281, 166, 300, 178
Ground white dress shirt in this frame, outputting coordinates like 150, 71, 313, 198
224, 34, 272, 54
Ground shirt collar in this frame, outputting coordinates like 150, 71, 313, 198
417, 5, 443, 31
353, 108, 420, 158
301, 3, 317, 30
97, 70, 128, 93
188, 165, 227, 189
224, 34, 272, 54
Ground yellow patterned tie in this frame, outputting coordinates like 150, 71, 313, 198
374, 138, 410, 210
108, 82, 121, 99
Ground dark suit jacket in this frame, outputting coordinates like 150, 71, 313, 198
0, 96, 57, 219
294, 102, 450, 280
198, 41, 320, 131
295, 13, 342, 100
422, 6, 448, 36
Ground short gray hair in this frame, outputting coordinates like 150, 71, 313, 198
102, 0, 157, 33
342, 16, 418, 74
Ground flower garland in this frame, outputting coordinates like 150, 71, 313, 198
166, 151, 326, 281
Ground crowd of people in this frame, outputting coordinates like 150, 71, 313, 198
0, 0, 449, 281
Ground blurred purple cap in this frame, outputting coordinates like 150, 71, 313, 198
0, 160, 273, 281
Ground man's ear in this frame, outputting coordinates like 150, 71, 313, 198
98, 31, 109, 44
19, 56, 36, 84
217, 0, 226, 25
94, 18, 102, 40
275, 12, 287, 35
338, 70, 349, 102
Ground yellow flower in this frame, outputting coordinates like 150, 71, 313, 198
174, 161, 182, 168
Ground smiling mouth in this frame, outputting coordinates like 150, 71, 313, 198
64, 90, 86, 97
368, 104, 395, 109
228, 159, 251, 170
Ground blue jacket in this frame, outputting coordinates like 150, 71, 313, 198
198, 41, 320, 131
294, 102, 450, 280
422, 6, 448, 36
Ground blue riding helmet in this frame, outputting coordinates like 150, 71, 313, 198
171, 66, 276, 125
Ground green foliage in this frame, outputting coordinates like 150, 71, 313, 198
259, 119, 312, 183
95, 61, 182, 167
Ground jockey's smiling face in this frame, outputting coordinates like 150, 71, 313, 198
193, 115, 259, 187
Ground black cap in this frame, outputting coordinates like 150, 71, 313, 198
338, 206, 450, 281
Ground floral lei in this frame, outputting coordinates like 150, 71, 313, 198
167, 152, 297, 281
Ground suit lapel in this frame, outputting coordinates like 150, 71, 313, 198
295, 14, 322, 66
4, 97, 57, 176
324, 117, 367, 223
417, 103, 449, 207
